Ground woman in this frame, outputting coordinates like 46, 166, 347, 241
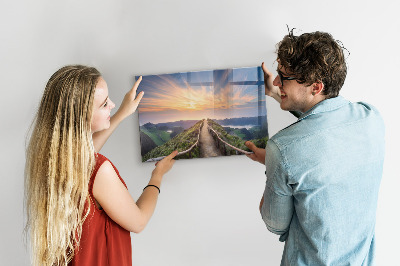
25, 65, 177, 265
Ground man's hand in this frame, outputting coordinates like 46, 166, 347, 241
262, 62, 281, 103
245, 141, 266, 165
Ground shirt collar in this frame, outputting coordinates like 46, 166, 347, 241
298, 95, 350, 121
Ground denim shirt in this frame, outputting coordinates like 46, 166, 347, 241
261, 96, 385, 266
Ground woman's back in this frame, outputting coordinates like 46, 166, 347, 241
69, 153, 131, 266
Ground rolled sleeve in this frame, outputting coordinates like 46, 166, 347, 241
260, 139, 294, 240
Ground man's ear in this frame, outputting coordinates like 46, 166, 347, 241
312, 82, 324, 96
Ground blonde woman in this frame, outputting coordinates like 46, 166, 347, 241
25, 65, 177, 266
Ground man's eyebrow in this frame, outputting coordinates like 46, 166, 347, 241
277, 68, 292, 77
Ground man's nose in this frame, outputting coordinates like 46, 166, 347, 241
273, 75, 281, 87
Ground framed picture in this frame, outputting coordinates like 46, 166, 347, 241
136, 66, 268, 162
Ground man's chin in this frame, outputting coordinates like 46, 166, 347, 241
279, 103, 290, 111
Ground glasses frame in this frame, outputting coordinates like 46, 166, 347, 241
277, 70, 297, 87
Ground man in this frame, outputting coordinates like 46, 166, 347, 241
245, 31, 385, 265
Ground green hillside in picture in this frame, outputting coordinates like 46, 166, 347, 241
140, 123, 171, 146
207, 119, 268, 153
139, 117, 268, 162
142, 120, 203, 162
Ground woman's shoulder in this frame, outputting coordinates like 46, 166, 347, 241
91, 153, 109, 178
96, 160, 117, 178
95, 153, 108, 163
90, 153, 114, 193
94, 153, 127, 188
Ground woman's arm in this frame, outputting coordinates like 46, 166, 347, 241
93, 150, 178, 233
92, 77, 144, 152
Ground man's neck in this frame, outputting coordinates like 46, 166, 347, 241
301, 95, 327, 113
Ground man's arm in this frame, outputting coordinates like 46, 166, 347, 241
260, 185, 293, 238
262, 62, 282, 103
259, 140, 294, 240
261, 62, 301, 119
93, 77, 144, 152
246, 138, 294, 239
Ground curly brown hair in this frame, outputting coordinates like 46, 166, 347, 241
277, 30, 348, 98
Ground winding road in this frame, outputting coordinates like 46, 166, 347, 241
199, 120, 222, 158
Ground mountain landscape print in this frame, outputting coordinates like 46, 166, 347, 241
136, 66, 269, 162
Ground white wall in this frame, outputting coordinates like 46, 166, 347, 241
1, 0, 399, 265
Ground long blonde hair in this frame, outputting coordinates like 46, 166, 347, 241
25, 65, 101, 265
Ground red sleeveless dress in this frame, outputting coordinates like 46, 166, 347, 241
69, 153, 132, 266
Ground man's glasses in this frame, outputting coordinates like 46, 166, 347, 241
277, 70, 297, 86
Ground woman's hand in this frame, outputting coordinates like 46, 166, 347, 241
152, 150, 178, 178
115, 76, 144, 120
262, 62, 281, 103
92, 77, 145, 152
